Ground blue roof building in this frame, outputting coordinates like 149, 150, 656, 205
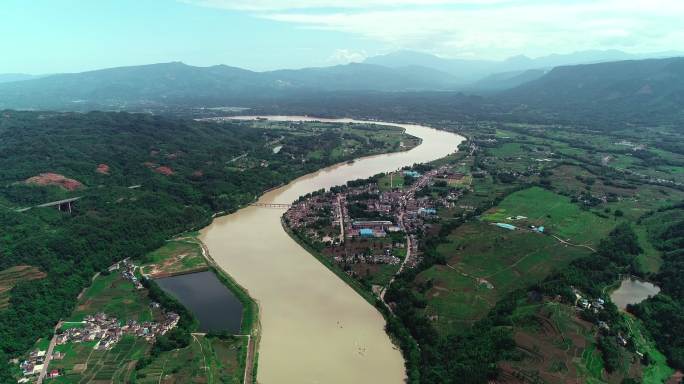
359, 228, 374, 237
403, 170, 421, 178
495, 223, 517, 230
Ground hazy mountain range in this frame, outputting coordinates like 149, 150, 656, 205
0, 73, 42, 83
364, 49, 684, 86
0, 62, 460, 110
0, 51, 682, 119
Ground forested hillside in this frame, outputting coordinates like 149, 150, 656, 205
0, 111, 413, 381
503, 57, 684, 121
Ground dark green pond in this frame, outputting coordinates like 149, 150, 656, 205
156, 270, 243, 333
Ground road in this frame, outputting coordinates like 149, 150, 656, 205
36, 321, 62, 384
379, 167, 446, 302
380, 213, 412, 303
336, 195, 345, 242
551, 234, 597, 252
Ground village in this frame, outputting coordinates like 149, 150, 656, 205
284, 163, 469, 285
17, 310, 179, 381
15, 258, 180, 383
56, 311, 180, 349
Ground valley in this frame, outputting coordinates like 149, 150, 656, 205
0, 50, 683, 384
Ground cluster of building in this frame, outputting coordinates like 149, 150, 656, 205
572, 287, 646, 359
332, 247, 403, 266
285, 164, 467, 275
18, 350, 48, 379
109, 258, 143, 289
56, 311, 180, 350
17, 350, 65, 381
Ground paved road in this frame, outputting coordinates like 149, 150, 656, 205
380, 214, 412, 304
36, 321, 62, 384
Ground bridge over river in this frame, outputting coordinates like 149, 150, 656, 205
249, 202, 291, 209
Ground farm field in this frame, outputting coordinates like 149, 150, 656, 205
140, 239, 208, 278
49, 337, 148, 383
68, 272, 160, 323
499, 300, 674, 384
499, 302, 604, 383
419, 221, 590, 333
244, 120, 420, 164
135, 335, 245, 384
378, 172, 406, 191
481, 186, 614, 246
0, 265, 46, 309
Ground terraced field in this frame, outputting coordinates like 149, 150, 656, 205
0, 265, 46, 309
419, 221, 589, 333
136, 335, 244, 384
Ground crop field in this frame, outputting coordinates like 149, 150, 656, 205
351, 263, 400, 287
500, 300, 671, 384
419, 221, 589, 333
136, 335, 244, 384
140, 239, 208, 278
69, 273, 159, 322
481, 187, 613, 245
498, 302, 604, 383
489, 142, 524, 158
245, 120, 419, 162
623, 315, 675, 383
0, 265, 46, 309
378, 172, 406, 191
50, 336, 149, 383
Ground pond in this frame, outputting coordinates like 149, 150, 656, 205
155, 270, 243, 333
610, 278, 661, 309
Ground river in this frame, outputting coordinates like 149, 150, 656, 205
200, 116, 465, 383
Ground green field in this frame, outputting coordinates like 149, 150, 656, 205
136, 335, 245, 384
489, 142, 524, 157
419, 187, 608, 333
140, 239, 208, 277
378, 172, 406, 191
482, 186, 614, 245
50, 336, 149, 383
500, 301, 613, 383
68, 272, 159, 322
420, 221, 590, 333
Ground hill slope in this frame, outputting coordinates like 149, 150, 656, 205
501, 57, 684, 120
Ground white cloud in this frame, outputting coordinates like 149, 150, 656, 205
183, 0, 684, 59
327, 49, 366, 64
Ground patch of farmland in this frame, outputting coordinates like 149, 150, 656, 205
0, 265, 46, 309
482, 186, 613, 245
419, 221, 589, 334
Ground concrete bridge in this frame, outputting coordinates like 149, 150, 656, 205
250, 202, 291, 209
16, 197, 81, 213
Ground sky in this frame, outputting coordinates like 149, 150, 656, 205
1, 0, 683, 74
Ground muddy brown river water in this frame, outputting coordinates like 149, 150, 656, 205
200, 116, 464, 383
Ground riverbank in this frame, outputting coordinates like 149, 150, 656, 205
196, 238, 260, 384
